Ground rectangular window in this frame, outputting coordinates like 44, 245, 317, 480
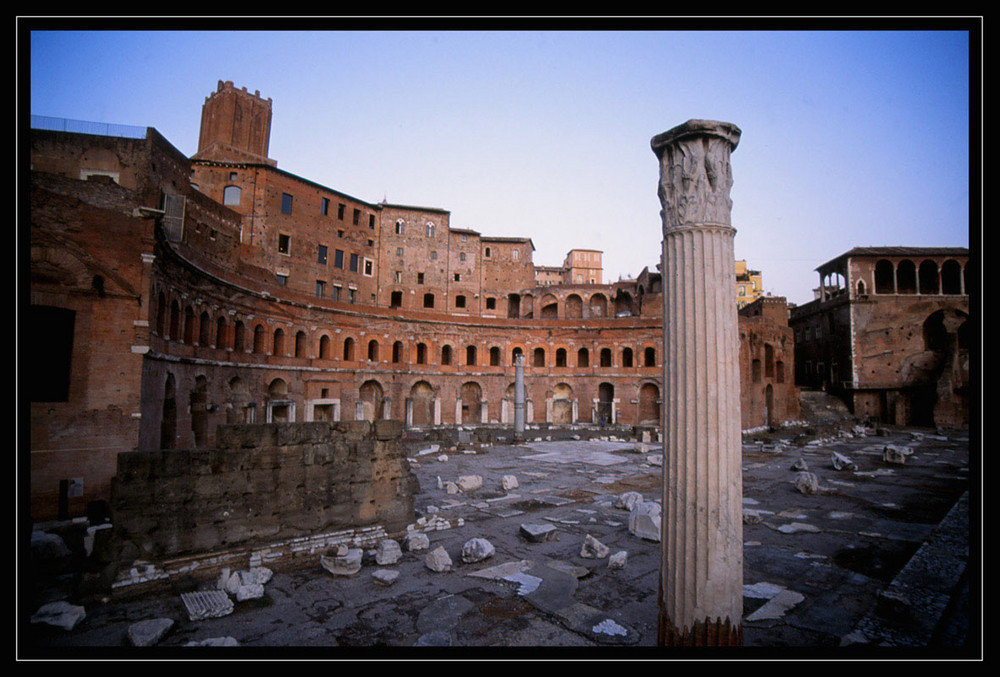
276, 273, 288, 286
512, 249, 519, 260
454, 273, 461, 282
459, 252, 466, 262
486, 297, 496, 310
318, 245, 328, 265
331, 285, 341, 301
369, 215, 375, 229
281, 193, 293, 215
394, 271, 402, 284
28, 305, 75, 402
338, 203, 345, 219
321, 197, 330, 215
363, 258, 374, 276
348, 288, 357, 303
349, 253, 359, 272
316, 280, 326, 298
278, 233, 290, 254
455, 295, 466, 308
353, 208, 361, 226
417, 272, 425, 284
430, 251, 437, 260
396, 247, 404, 256
334, 249, 344, 269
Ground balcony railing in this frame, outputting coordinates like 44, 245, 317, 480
30, 115, 147, 140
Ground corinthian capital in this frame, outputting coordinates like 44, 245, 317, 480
651, 120, 741, 233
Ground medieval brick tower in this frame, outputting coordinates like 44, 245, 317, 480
193, 80, 275, 166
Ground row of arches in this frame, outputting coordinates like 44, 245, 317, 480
153, 289, 659, 369
869, 258, 967, 296
507, 289, 635, 319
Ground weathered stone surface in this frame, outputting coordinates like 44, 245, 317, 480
127, 618, 174, 646
185, 637, 240, 647
608, 551, 628, 570
30, 601, 86, 631
615, 491, 644, 511
743, 508, 763, 525
372, 569, 399, 586
376, 539, 402, 565
794, 472, 819, 495
628, 501, 661, 541
456, 475, 483, 492
404, 531, 430, 551
883, 445, 912, 465
501, 475, 519, 491
181, 590, 234, 621
832, 451, 857, 471
425, 546, 452, 572
520, 523, 557, 543
460, 538, 495, 563
320, 548, 363, 576
580, 534, 610, 559
791, 458, 809, 471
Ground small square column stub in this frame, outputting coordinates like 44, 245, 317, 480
651, 119, 744, 647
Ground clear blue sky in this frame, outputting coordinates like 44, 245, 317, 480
26, 22, 975, 305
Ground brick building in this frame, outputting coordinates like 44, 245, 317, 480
26, 81, 800, 521
789, 247, 971, 428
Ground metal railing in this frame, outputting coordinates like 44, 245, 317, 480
30, 115, 147, 140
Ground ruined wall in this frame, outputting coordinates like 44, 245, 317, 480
110, 420, 417, 560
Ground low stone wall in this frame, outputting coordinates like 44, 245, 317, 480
109, 420, 417, 560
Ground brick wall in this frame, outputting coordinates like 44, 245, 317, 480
110, 420, 417, 560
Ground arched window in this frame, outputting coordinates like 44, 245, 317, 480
343, 337, 355, 361
555, 348, 567, 367
215, 316, 227, 349
233, 320, 245, 352
223, 185, 241, 206
490, 346, 501, 366
199, 311, 212, 345
533, 347, 545, 367
941, 259, 962, 294
919, 260, 939, 294
764, 344, 774, 378
441, 344, 452, 365
417, 342, 428, 364
295, 331, 306, 358
319, 334, 331, 359
393, 341, 404, 364
577, 347, 590, 367
874, 259, 895, 294
622, 347, 634, 368
253, 324, 265, 353
644, 347, 655, 367
600, 348, 612, 367
466, 345, 477, 366
368, 339, 379, 362
897, 260, 917, 294
273, 328, 285, 356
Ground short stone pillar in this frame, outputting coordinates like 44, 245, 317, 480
514, 354, 525, 439
651, 119, 744, 646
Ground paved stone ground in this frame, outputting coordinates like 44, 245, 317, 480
21, 423, 977, 660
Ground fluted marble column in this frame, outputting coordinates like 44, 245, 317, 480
651, 120, 743, 646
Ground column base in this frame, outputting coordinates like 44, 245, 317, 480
658, 611, 743, 647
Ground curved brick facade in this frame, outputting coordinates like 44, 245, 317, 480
27, 83, 799, 521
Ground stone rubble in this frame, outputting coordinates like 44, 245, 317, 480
460, 538, 495, 563
376, 539, 402, 565
794, 471, 820, 495
519, 522, 558, 543
127, 618, 174, 647
627, 501, 661, 541
608, 551, 628, 570
320, 546, 363, 576
180, 590, 234, 621
30, 601, 86, 631
883, 444, 913, 465
425, 546, 453, 572
832, 451, 858, 471
580, 534, 610, 559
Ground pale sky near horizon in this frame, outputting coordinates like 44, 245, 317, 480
25, 22, 975, 305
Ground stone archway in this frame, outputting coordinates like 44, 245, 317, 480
552, 382, 573, 424
359, 380, 385, 421
461, 381, 483, 423
638, 382, 660, 425
409, 381, 435, 427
